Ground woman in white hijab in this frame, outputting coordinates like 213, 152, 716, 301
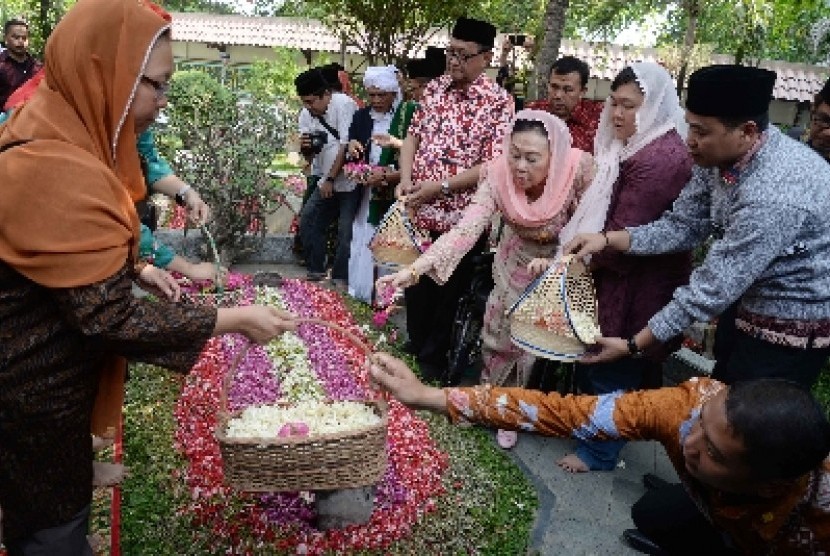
553, 62, 695, 473
345, 66, 401, 301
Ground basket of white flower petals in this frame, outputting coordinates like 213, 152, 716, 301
215, 319, 388, 492
507, 255, 600, 361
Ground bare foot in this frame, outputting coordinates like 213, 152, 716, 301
557, 453, 590, 473
91, 435, 114, 452
496, 429, 518, 449
93, 461, 128, 487
87, 532, 106, 554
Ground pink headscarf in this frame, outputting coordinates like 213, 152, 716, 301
489, 109, 583, 228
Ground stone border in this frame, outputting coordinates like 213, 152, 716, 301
153, 229, 298, 264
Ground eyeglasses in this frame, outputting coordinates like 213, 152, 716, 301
445, 48, 490, 63
811, 113, 830, 132
141, 74, 170, 100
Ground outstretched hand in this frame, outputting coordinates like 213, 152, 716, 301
562, 232, 607, 260
137, 264, 181, 302
369, 352, 448, 414
376, 267, 418, 291
237, 306, 298, 344
372, 133, 402, 150
185, 190, 211, 226
403, 181, 441, 208
579, 336, 629, 364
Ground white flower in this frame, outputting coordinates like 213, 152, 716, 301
225, 401, 381, 439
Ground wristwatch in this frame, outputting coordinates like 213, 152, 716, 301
440, 180, 451, 197
627, 336, 644, 359
324, 176, 335, 183
174, 184, 192, 207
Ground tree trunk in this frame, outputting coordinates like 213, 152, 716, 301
534, 0, 570, 102
38, 0, 51, 44
676, 0, 700, 95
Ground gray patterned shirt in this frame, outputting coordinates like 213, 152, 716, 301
628, 126, 830, 342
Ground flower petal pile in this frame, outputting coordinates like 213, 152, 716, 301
173, 279, 448, 552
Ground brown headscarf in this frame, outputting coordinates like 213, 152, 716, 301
0, 0, 171, 437
0, 0, 170, 288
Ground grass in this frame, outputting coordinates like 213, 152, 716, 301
812, 361, 830, 411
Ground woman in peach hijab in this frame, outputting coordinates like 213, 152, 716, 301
0, 0, 295, 550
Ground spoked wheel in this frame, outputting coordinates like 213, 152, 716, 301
445, 301, 483, 386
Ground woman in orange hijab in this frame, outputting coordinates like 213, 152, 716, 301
0, 0, 296, 550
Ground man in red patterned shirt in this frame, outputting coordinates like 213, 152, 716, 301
396, 16, 514, 379
526, 56, 602, 154
0, 19, 41, 110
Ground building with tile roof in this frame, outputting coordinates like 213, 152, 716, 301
170, 12, 829, 126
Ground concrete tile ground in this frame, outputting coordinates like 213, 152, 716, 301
232, 261, 680, 555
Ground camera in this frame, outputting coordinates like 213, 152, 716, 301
508, 34, 526, 47
301, 130, 328, 156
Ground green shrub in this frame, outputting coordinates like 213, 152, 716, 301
157, 70, 290, 264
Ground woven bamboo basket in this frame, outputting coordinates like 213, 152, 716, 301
369, 199, 431, 267
507, 255, 600, 361
215, 318, 388, 492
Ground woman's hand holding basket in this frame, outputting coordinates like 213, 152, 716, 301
215, 306, 298, 344
526, 257, 554, 277
564, 230, 633, 260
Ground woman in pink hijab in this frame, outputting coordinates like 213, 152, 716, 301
378, 110, 595, 448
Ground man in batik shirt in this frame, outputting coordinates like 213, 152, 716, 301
526, 56, 602, 154
370, 352, 830, 555
397, 16, 514, 379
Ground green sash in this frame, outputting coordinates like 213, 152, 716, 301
370, 101, 418, 225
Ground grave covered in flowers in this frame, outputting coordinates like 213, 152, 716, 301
111, 274, 536, 554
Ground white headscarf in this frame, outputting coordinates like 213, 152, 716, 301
558, 62, 687, 250
363, 65, 402, 106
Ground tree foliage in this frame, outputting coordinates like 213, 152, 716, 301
697, 0, 830, 64
311, 0, 467, 65
1, 0, 76, 56
467, 0, 545, 36
239, 47, 304, 108
567, 0, 830, 64
157, 0, 236, 14
158, 70, 290, 264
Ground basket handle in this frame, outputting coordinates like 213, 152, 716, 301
220, 341, 252, 415
294, 318, 386, 402
295, 317, 375, 357
199, 223, 225, 295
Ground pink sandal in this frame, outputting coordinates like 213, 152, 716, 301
496, 429, 518, 449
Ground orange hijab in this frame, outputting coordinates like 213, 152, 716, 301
0, 0, 170, 437
0, 0, 170, 288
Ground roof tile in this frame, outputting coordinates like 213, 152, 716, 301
170, 13, 830, 102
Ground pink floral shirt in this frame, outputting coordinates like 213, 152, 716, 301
408, 73, 514, 233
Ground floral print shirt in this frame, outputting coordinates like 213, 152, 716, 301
446, 377, 830, 555
407, 73, 514, 233
525, 98, 603, 154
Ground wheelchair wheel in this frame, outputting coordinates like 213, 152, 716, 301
445, 301, 483, 386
